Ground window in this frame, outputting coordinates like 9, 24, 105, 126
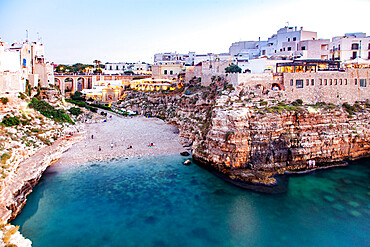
280, 49, 282, 52
352, 51, 357, 59
290, 79, 294, 86
288, 38, 290, 42
325, 79, 327, 85
345, 79, 348, 85
368, 51, 370, 59
338, 44, 341, 50
360, 79, 367, 87
335, 79, 337, 85
351, 43, 359, 50
262, 50, 266, 55
170, 70, 173, 75
110, 66, 112, 70
320, 79, 322, 85
330, 79, 332, 85
164, 70, 167, 74
296, 79, 304, 88
311, 79, 314, 86
340, 79, 342, 85
116, 66, 119, 70
355, 79, 357, 85
293, 37, 297, 41
306, 79, 309, 86
368, 43, 370, 49
301, 46, 306, 50
283, 48, 285, 51
288, 47, 292, 51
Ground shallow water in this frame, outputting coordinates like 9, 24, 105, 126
13, 155, 369, 247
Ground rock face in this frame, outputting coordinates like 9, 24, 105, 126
195, 103, 370, 171
122, 82, 370, 185
0, 134, 83, 222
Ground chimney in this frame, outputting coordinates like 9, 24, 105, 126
300, 26, 303, 30
295, 26, 297, 31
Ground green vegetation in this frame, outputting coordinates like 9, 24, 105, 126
342, 102, 362, 115
292, 99, 303, 106
1, 115, 20, 127
18, 92, 27, 100
225, 64, 242, 73
68, 107, 83, 116
25, 79, 32, 97
1, 153, 11, 164
0, 97, 9, 105
260, 100, 268, 106
66, 99, 98, 113
70, 91, 85, 101
225, 131, 234, 142
28, 97, 74, 123
263, 102, 303, 113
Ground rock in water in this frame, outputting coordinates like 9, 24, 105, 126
180, 151, 190, 156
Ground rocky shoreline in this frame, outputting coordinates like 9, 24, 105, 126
0, 133, 84, 223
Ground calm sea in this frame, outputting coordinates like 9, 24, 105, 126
13, 155, 369, 247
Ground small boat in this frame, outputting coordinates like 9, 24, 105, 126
183, 160, 191, 165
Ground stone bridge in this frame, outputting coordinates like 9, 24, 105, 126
54, 74, 151, 95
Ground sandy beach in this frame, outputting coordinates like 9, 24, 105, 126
56, 113, 186, 166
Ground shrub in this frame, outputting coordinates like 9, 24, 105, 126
68, 107, 83, 116
18, 92, 27, 100
1, 153, 11, 164
70, 91, 85, 101
1, 115, 20, 127
225, 131, 234, 142
1, 97, 9, 105
292, 99, 303, 106
28, 97, 74, 124
260, 100, 268, 106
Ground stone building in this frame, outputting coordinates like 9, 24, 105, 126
151, 61, 184, 80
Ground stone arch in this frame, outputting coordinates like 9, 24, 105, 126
77, 77, 85, 91
64, 77, 74, 93
272, 83, 283, 91
54, 78, 61, 88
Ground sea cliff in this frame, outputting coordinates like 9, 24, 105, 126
122, 79, 370, 187
0, 90, 84, 246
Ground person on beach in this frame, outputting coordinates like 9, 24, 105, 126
91, 134, 94, 139
111, 143, 114, 149
98, 146, 101, 151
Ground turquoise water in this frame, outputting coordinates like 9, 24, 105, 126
13, 155, 369, 247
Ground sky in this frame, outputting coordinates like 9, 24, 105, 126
0, 0, 369, 64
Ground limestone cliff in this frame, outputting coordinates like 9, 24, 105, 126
122, 81, 370, 186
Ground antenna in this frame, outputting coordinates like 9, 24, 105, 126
26, 29, 29, 42
37, 32, 40, 42
286, 21, 289, 27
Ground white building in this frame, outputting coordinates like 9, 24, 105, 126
104, 62, 151, 75
229, 26, 325, 61
0, 39, 54, 93
154, 51, 232, 66
330, 33, 370, 63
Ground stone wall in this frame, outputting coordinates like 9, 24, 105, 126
283, 69, 370, 104
0, 72, 24, 93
